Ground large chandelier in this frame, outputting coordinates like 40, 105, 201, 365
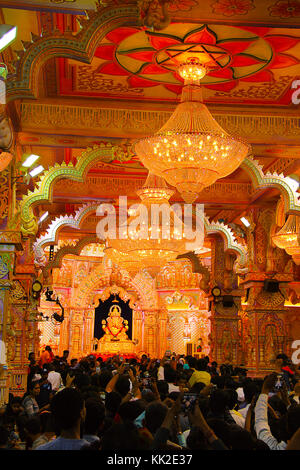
135, 57, 250, 203
105, 173, 188, 274
272, 215, 300, 265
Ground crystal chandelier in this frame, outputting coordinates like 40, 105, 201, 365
105, 173, 188, 274
135, 57, 250, 203
272, 215, 300, 265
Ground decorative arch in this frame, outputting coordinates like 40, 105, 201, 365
42, 234, 103, 282
7, 5, 139, 102
72, 264, 155, 311
33, 203, 100, 266
33, 198, 248, 272
241, 156, 300, 215
22, 146, 300, 239
204, 217, 247, 267
20, 142, 133, 236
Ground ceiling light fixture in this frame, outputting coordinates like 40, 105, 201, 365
135, 57, 250, 203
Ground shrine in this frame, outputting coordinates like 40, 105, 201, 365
0, 0, 300, 405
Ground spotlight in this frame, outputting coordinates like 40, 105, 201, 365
240, 217, 250, 228
38, 211, 49, 224
285, 175, 300, 191
29, 165, 44, 177
22, 154, 40, 168
0, 25, 17, 52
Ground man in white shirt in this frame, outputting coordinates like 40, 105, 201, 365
47, 363, 63, 392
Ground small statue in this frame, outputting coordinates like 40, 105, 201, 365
102, 303, 129, 341
138, 0, 171, 31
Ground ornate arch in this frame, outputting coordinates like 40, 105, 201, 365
22, 146, 300, 240
72, 264, 156, 311
241, 156, 300, 215
7, 5, 139, 102
20, 142, 133, 236
33, 198, 248, 272
204, 217, 247, 267
42, 234, 103, 282
33, 203, 100, 266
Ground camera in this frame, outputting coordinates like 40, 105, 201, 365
181, 393, 197, 414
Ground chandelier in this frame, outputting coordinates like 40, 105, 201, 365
105, 173, 188, 274
135, 57, 250, 203
272, 215, 300, 265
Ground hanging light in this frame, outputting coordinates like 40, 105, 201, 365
105, 173, 188, 274
272, 215, 300, 265
135, 57, 250, 203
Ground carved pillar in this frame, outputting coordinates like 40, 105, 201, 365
69, 310, 84, 359
240, 208, 295, 375
143, 310, 158, 357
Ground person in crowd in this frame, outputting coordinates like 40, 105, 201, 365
37, 369, 52, 410
47, 363, 63, 392
24, 416, 48, 450
82, 398, 105, 444
38, 346, 54, 368
22, 382, 40, 417
188, 358, 211, 388
36, 388, 89, 450
60, 350, 69, 364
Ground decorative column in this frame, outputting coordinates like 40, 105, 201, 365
209, 235, 243, 365
240, 208, 295, 375
9, 238, 38, 397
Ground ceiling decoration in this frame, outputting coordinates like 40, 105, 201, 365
63, 22, 300, 104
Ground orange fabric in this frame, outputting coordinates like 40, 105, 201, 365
39, 350, 51, 367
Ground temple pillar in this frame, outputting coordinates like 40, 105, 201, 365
209, 234, 243, 365
239, 208, 295, 375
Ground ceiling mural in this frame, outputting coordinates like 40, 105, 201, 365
59, 22, 300, 105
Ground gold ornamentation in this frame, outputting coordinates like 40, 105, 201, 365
135, 59, 250, 202
0, 170, 9, 222
20, 102, 300, 141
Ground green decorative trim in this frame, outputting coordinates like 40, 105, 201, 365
241, 157, 300, 216
20, 142, 130, 236
204, 217, 247, 267
6, 6, 139, 102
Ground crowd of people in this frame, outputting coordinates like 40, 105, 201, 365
0, 347, 300, 451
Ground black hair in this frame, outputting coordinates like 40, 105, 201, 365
118, 400, 146, 423
24, 416, 41, 435
144, 401, 168, 435
224, 389, 238, 410
84, 398, 105, 435
101, 422, 145, 450
164, 366, 177, 384
187, 357, 197, 369
98, 369, 113, 389
50, 388, 84, 431
105, 391, 122, 417
287, 404, 300, 440
0, 425, 9, 446
209, 389, 228, 415
115, 376, 130, 398
156, 380, 169, 401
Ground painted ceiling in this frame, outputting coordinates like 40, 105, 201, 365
60, 22, 300, 105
